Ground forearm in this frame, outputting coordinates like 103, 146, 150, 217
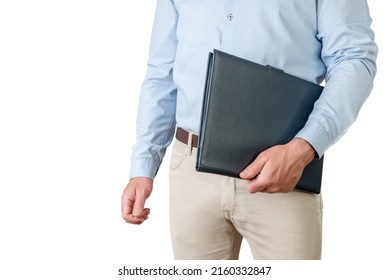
130, 83, 177, 179
296, 59, 375, 157
130, 0, 179, 179
296, 0, 378, 156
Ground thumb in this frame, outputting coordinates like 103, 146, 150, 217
132, 188, 149, 217
240, 154, 268, 180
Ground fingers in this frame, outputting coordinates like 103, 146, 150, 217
130, 192, 150, 225
121, 178, 153, 225
132, 187, 149, 218
240, 145, 298, 194
246, 174, 277, 194
244, 156, 295, 194
240, 153, 268, 180
125, 208, 151, 225
121, 193, 150, 225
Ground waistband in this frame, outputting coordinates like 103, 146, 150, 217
175, 127, 199, 148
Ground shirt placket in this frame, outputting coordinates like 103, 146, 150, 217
221, 0, 236, 53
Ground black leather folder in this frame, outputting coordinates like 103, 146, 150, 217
196, 50, 324, 194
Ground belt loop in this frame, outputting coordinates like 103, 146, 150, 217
186, 131, 193, 156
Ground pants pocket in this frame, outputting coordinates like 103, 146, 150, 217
169, 140, 187, 171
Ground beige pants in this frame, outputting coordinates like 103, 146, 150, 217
169, 139, 323, 260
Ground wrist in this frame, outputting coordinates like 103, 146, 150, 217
289, 137, 315, 165
130, 177, 153, 184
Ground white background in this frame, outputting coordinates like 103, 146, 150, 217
0, 1, 387, 279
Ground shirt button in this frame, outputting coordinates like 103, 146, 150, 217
227, 13, 234, 21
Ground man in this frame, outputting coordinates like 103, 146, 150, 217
122, 0, 377, 260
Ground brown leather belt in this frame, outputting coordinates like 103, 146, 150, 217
175, 127, 199, 148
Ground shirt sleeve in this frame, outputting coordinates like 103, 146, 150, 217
295, 0, 378, 157
130, 0, 178, 179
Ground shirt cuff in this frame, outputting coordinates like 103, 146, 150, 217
295, 120, 331, 159
130, 158, 159, 180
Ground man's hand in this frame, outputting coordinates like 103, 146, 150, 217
121, 177, 153, 225
240, 138, 315, 193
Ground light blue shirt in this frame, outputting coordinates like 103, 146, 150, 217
130, 0, 378, 179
